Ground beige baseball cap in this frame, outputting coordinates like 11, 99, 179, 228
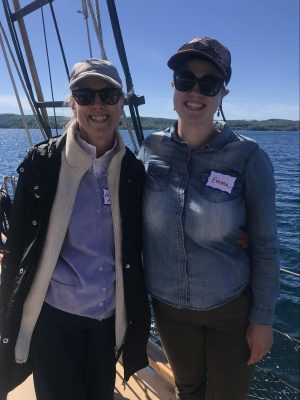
69, 58, 122, 89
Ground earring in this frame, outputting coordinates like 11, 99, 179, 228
217, 107, 220, 118
219, 103, 227, 123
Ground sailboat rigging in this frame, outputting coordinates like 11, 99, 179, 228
0, 1, 299, 400
1, 0, 144, 146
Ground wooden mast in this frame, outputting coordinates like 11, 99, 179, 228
12, 0, 50, 130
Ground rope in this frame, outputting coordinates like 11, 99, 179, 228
280, 268, 300, 277
0, 26, 33, 147
121, 111, 138, 153
0, 19, 47, 140
273, 328, 300, 347
94, 0, 103, 52
2, 0, 51, 138
85, 0, 141, 149
105, 0, 132, 90
128, 95, 144, 146
94, 0, 107, 60
3, 0, 69, 137
86, 0, 107, 60
12, 0, 51, 134
106, 0, 144, 145
2, 0, 33, 99
81, 0, 92, 58
49, 1, 69, 80
41, 6, 58, 136
255, 365, 300, 394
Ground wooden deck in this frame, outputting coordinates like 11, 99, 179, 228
7, 366, 175, 400
7, 342, 176, 400
1, 248, 175, 399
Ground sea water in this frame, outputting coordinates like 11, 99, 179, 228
0, 128, 299, 329
0, 128, 299, 397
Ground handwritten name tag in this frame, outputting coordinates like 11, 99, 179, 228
206, 171, 236, 194
103, 188, 111, 205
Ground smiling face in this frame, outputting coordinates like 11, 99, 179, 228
173, 58, 228, 131
71, 76, 123, 152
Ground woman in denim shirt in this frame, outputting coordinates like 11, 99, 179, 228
139, 37, 280, 400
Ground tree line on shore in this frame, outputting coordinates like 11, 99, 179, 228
0, 113, 299, 131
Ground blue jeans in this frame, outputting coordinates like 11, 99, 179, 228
31, 303, 116, 400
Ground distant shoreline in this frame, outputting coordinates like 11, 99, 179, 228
0, 114, 299, 131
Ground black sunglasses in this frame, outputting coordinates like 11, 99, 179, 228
174, 70, 224, 97
72, 87, 123, 106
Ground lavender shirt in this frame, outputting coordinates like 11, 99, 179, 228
45, 135, 116, 320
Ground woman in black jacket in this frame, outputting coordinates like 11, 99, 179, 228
0, 58, 150, 400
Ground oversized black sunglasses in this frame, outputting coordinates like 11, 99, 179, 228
72, 87, 123, 106
174, 70, 224, 97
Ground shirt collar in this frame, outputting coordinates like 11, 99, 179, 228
170, 122, 233, 152
205, 123, 233, 151
76, 133, 97, 158
76, 132, 117, 177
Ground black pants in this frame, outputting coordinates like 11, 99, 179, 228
31, 303, 116, 400
152, 292, 254, 400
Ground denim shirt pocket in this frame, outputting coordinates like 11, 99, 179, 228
200, 170, 244, 203
146, 161, 171, 192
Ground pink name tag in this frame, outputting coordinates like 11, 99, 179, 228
206, 171, 236, 194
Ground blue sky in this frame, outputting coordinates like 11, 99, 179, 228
0, 0, 299, 120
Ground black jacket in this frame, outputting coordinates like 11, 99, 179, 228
0, 135, 150, 395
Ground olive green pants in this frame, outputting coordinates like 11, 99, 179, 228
152, 292, 254, 400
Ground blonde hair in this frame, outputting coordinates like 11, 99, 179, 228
63, 93, 76, 130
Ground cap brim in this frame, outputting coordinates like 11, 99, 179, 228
167, 50, 226, 79
69, 72, 122, 89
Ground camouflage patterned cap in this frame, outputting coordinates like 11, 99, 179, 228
167, 37, 232, 84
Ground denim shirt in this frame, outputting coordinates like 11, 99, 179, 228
139, 123, 280, 325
